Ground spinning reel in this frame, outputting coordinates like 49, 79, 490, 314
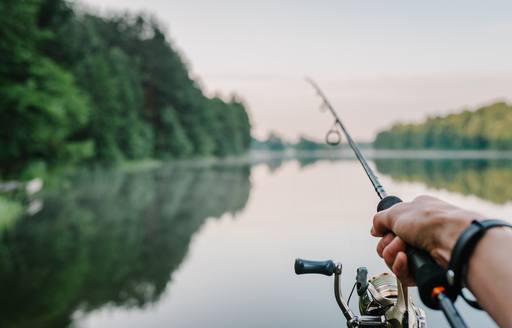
295, 259, 427, 328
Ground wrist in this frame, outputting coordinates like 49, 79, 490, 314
464, 225, 512, 326
430, 212, 475, 267
466, 227, 512, 290
448, 223, 512, 313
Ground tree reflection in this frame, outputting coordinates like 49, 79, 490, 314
0, 164, 251, 328
374, 159, 512, 204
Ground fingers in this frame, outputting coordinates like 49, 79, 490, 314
376, 235, 416, 286
392, 251, 416, 286
382, 236, 406, 268
371, 202, 407, 237
371, 209, 392, 237
372, 198, 420, 238
382, 237, 416, 286
376, 233, 395, 258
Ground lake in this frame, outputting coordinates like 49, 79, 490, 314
2, 155, 510, 327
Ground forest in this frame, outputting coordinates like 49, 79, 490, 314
374, 102, 512, 149
0, 0, 251, 178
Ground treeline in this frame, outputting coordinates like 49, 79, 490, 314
252, 133, 342, 151
374, 102, 512, 149
252, 133, 372, 151
252, 133, 290, 151
0, 0, 251, 176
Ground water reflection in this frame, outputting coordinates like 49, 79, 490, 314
0, 164, 251, 328
374, 159, 512, 204
0, 158, 505, 328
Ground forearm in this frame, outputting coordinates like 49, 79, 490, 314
467, 227, 512, 327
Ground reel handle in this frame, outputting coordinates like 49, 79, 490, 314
294, 258, 336, 276
377, 195, 454, 309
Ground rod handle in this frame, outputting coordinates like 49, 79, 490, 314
406, 247, 455, 309
377, 195, 454, 309
294, 258, 336, 276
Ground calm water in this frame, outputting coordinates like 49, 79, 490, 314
2, 157, 511, 327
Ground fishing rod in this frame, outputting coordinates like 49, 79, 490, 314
305, 78, 387, 200
294, 78, 468, 328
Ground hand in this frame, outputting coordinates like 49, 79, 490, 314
371, 195, 479, 285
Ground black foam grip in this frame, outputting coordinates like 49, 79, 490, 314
294, 259, 336, 276
377, 195, 455, 309
377, 195, 403, 211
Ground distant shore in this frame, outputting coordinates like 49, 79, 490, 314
125, 149, 512, 169
248, 149, 512, 161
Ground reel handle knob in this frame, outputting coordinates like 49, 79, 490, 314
377, 195, 455, 309
294, 258, 336, 276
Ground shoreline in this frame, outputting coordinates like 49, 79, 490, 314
4, 148, 512, 182
73, 149, 512, 175
248, 149, 512, 161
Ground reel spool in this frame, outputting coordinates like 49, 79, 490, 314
359, 272, 398, 315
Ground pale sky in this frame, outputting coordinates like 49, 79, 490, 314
81, 0, 512, 141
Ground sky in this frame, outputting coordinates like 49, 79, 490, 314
81, 0, 512, 141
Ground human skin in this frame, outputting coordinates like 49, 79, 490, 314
371, 195, 512, 327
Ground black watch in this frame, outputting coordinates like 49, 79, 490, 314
447, 219, 512, 309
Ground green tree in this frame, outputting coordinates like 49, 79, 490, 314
0, 1, 253, 176
0, 0, 91, 174
374, 102, 512, 150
